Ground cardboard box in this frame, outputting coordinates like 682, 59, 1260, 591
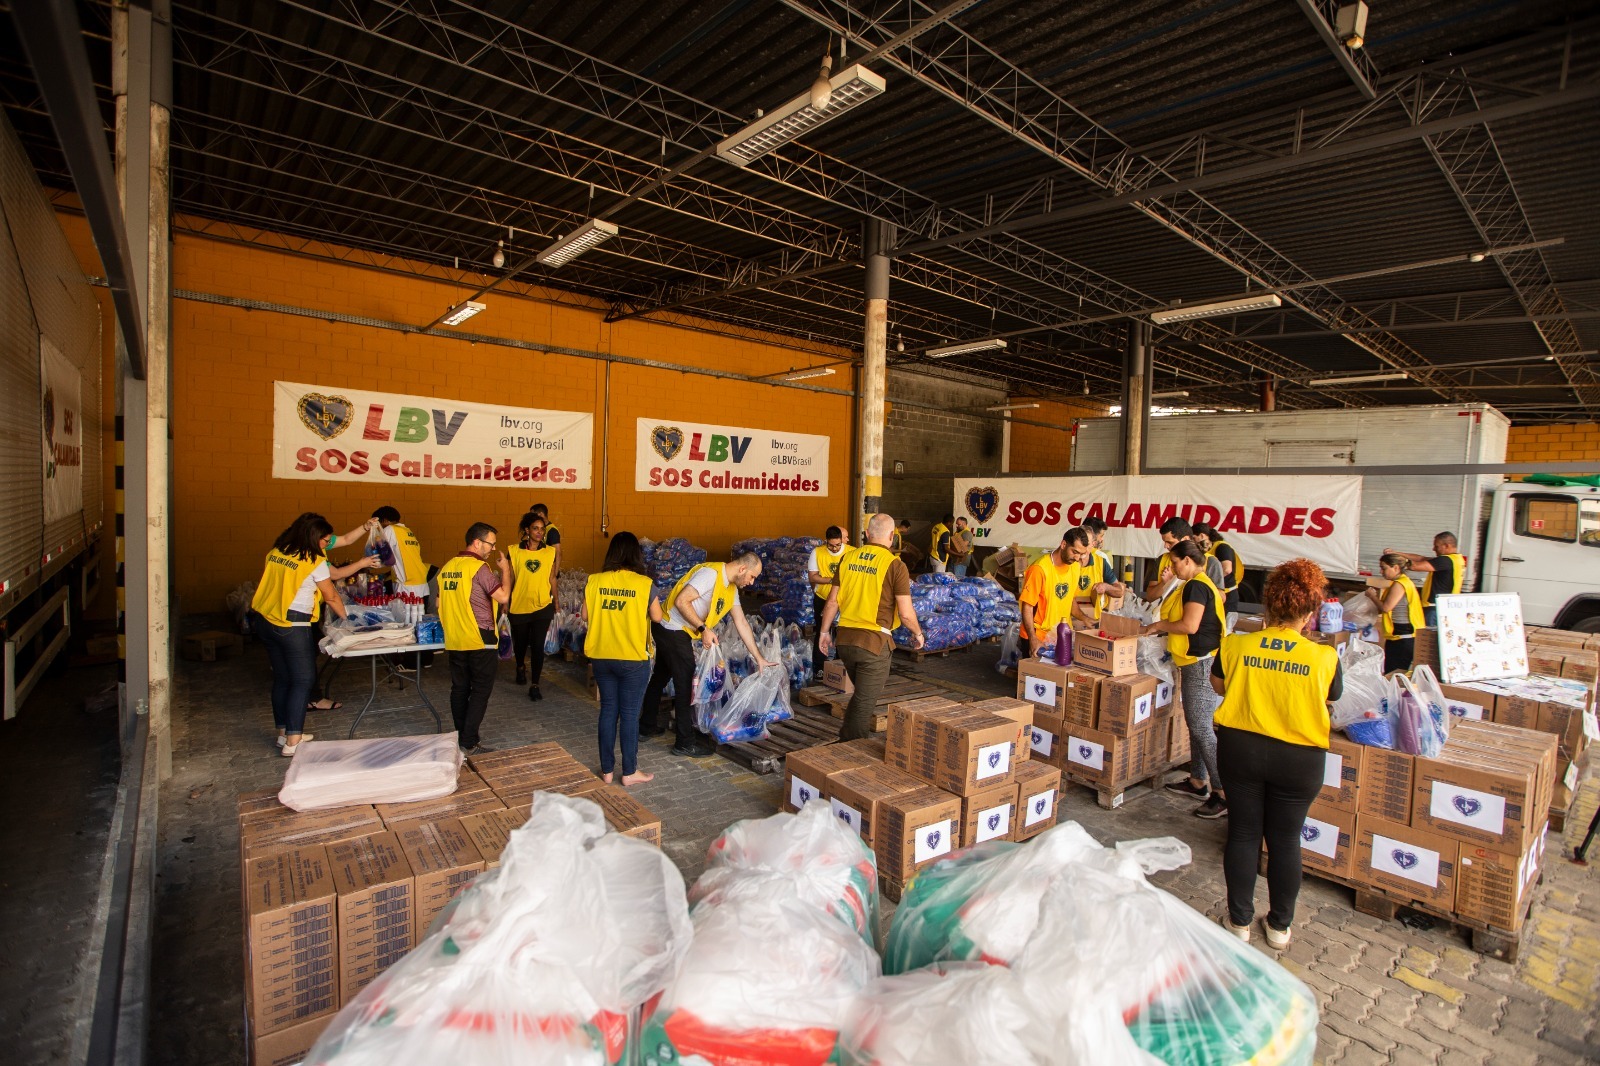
583, 785, 664, 845
1354, 816, 1457, 909
1167, 710, 1191, 765
1318, 734, 1364, 813
885, 697, 965, 775
1061, 669, 1104, 729
1356, 747, 1415, 825
327, 832, 414, 1004
390, 818, 484, 940
1097, 673, 1162, 738
1528, 649, 1566, 677
1455, 830, 1545, 931
1441, 719, 1558, 832
374, 790, 505, 828
238, 788, 289, 824
960, 781, 1019, 846
250, 1013, 334, 1066
1026, 708, 1067, 762
834, 736, 888, 762
241, 806, 386, 860
486, 765, 600, 808
243, 847, 338, 1036
1558, 647, 1599, 685
466, 741, 570, 773
874, 786, 963, 880
784, 743, 879, 812
1295, 800, 1356, 879
1233, 615, 1265, 633
934, 712, 1023, 795
1060, 724, 1136, 788
1072, 627, 1139, 676
1016, 659, 1072, 714
1414, 627, 1441, 673
825, 763, 925, 848
1305, 629, 1351, 650
1013, 761, 1062, 840
822, 659, 854, 694
458, 806, 533, 867
1437, 683, 1492, 722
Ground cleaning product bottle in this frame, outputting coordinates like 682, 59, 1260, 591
1054, 621, 1073, 666
1318, 596, 1343, 633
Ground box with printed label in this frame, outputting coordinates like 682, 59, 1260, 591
964, 698, 1034, 761
1356, 747, 1415, 825
484, 764, 599, 808
1318, 734, 1364, 813
583, 785, 664, 846
874, 786, 963, 880
1455, 830, 1545, 931
909, 706, 973, 784
822, 659, 854, 694
1097, 673, 1162, 738
960, 781, 1019, 846
243, 846, 339, 1036
1072, 629, 1140, 676
1413, 753, 1539, 852
885, 698, 965, 774
1537, 701, 1597, 757
1061, 669, 1103, 729
1026, 709, 1066, 762
1016, 659, 1072, 714
1013, 762, 1062, 841
1447, 719, 1558, 829
1354, 816, 1457, 908
1151, 673, 1176, 715
935, 713, 1024, 795
1167, 710, 1191, 765
834, 735, 888, 761
390, 818, 484, 941
249, 1013, 335, 1066
1528, 649, 1565, 677
326, 832, 415, 1005
784, 743, 879, 812
241, 806, 386, 861
458, 806, 533, 867
1060, 725, 1136, 788
1295, 799, 1356, 879
375, 789, 506, 828
824, 763, 925, 848
1558, 647, 1599, 685
1437, 683, 1492, 723
466, 741, 570, 774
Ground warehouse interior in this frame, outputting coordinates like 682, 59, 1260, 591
1, 1, 1598, 1064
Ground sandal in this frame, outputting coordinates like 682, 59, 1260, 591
306, 699, 342, 711
281, 733, 314, 756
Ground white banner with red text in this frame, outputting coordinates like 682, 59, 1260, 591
635, 417, 829, 495
272, 381, 593, 488
952, 474, 1363, 574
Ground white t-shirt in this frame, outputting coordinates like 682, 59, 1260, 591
664, 566, 721, 632
288, 560, 332, 622
809, 545, 845, 596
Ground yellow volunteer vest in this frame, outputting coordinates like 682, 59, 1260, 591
1211, 539, 1244, 593
837, 545, 899, 633
438, 554, 497, 651
1160, 572, 1227, 667
508, 545, 557, 614
930, 523, 949, 562
1022, 555, 1081, 632
543, 520, 560, 544
811, 546, 845, 596
667, 563, 737, 631
584, 570, 655, 661
891, 530, 903, 552
1421, 553, 1465, 604
390, 523, 429, 587
250, 548, 324, 627
1380, 574, 1425, 640
1214, 626, 1339, 748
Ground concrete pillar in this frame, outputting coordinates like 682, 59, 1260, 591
1260, 377, 1277, 411
859, 218, 893, 530
1121, 321, 1152, 476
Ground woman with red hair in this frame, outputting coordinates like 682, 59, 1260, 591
1209, 558, 1344, 950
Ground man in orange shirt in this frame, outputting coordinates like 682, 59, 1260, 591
1019, 527, 1109, 654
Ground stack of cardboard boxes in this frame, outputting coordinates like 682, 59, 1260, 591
1297, 718, 1557, 933
781, 696, 1061, 901
1013, 615, 1185, 803
238, 742, 662, 1064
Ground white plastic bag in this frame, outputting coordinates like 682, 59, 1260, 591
1340, 590, 1381, 627
1330, 645, 1392, 731
702, 664, 785, 744
840, 963, 1054, 1066
278, 733, 463, 811
996, 623, 1022, 674
1394, 669, 1449, 757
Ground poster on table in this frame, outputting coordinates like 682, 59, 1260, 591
272, 381, 593, 488
1434, 593, 1528, 683
951, 474, 1363, 575
635, 417, 829, 496
41, 338, 84, 522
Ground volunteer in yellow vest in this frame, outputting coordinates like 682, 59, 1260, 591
1385, 531, 1465, 627
808, 525, 848, 683
641, 553, 772, 756
1143, 540, 1228, 809
370, 507, 432, 603
1082, 516, 1127, 619
929, 514, 953, 573
1208, 559, 1344, 949
892, 518, 923, 570
818, 513, 925, 740
947, 517, 974, 577
508, 512, 560, 701
582, 531, 663, 786
1194, 522, 1244, 613
438, 522, 512, 755
248, 513, 379, 756
1146, 517, 1225, 600
1366, 553, 1425, 674
1018, 526, 1098, 654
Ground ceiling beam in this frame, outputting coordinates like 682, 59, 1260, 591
1293, 0, 1379, 100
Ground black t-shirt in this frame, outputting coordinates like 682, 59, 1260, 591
1422, 555, 1458, 605
1213, 652, 1345, 703
1211, 542, 1241, 606
1182, 580, 1224, 659
543, 526, 562, 547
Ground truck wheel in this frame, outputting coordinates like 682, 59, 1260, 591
1571, 614, 1600, 635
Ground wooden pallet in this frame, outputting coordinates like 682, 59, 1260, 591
894, 639, 977, 662
793, 674, 965, 715
718, 707, 844, 774
1060, 758, 1186, 810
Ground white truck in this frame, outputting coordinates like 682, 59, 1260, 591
1069, 404, 1600, 631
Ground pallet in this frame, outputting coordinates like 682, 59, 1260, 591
718, 707, 844, 775
1550, 804, 1572, 835
794, 674, 964, 715
1060, 758, 1186, 810
894, 639, 976, 662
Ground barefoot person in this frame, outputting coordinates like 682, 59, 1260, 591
584, 532, 662, 786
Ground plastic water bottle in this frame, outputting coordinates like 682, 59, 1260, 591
1054, 621, 1073, 665
1318, 597, 1343, 633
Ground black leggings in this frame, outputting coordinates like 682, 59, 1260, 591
1383, 635, 1414, 674
508, 604, 557, 683
1215, 725, 1326, 931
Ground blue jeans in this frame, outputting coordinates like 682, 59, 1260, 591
1423, 606, 1438, 627
593, 658, 651, 775
251, 610, 317, 736
950, 563, 969, 577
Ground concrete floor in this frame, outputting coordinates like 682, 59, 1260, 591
143, 636, 1600, 1065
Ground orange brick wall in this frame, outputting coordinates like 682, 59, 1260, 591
1506, 422, 1600, 466
1009, 398, 1109, 473
63, 214, 855, 612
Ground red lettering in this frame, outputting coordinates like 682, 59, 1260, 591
380, 453, 400, 476
1066, 502, 1085, 525
295, 446, 316, 472
492, 460, 512, 481
1179, 503, 1195, 522
1281, 507, 1307, 536
650, 467, 663, 486
1085, 502, 1105, 523
1248, 507, 1279, 534
1105, 503, 1122, 526
1218, 506, 1247, 533
348, 451, 370, 475
551, 466, 566, 484
1006, 501, 1025, 524
1193, 505, 1220, 527
1147, 503, 1178, 529
320, 449, 348, 473
688, 433, 706, 461
1044, 502, 1061, 525
1307, 507, 1336, 539
1022, 501, 1045, 524
1123, 504, 1144, 528
362, 404, 389, 440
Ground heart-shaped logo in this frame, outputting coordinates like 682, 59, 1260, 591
1077, 744, 1094, 760
986, 813, 1001, 831
798, 787, 812, 804
1453, 795, 1482, 817
1034, 797, 1047, 815
964, 486, 999, 524
1032, 683, 1046, 697
1054, 581, 1073, 600
651, 425, 684, 460
987, 751, 1002, 768
925, 829, 942, 850
1392, 849, 1419, 870
1301, 824, 1321, 843
837, 809, 852, 823
297, 392, 354, 440
1031, 728, 1043, 744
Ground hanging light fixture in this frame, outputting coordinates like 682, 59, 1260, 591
810, 51, 835, 110
492, 240, 506, 269
895, 332, 905, 354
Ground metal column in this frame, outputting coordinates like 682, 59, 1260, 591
1120, 321, 1152, 476
859, 218, 893, 529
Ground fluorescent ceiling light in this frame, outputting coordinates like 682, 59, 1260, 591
926, 337, 1007, 359
987, 402, 1040, 412
441, 301, 486, 326
1150, 293, 1283, 324
717, 64, 887, 166
536, 219, 619, 267
1308, 371, 1410, 386
781, 367, 836, 382
1152, 390, 1190, 399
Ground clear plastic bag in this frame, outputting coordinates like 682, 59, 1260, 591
545, 617, 563, 655
1330, 644, 1393, 731
840, 962, 1054, 1066
1393, 670, 1449, 757
497, 614, 514, 660
702, 664, 785, 744
310, 794, 692, 1066
278, 733, 464, 811
1340, 590, 1381, 628
996, 623, 1022, 674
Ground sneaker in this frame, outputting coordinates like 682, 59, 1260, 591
1164, 778, 1210, 798
1263, 922, 1292, 950
281, 733, 313, 756
527, 684, 543, 702
640, 723, 666, 737
1195, 795, 1229, 819
1221, 914, 1252, 942
514, 668, 527, 685
465, 743, 495, 756
695, 737, 718, 756
670, 743, 701, 757
275, 735, 286, 748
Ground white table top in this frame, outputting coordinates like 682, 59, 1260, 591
323, 642, 445, 659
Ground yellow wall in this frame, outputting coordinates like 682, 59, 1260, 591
1009, 398, 1109, 473
63, 214, 855, 611
1507, 422, 1600, 466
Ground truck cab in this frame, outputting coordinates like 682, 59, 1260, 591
1480, 480, 1600, 631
